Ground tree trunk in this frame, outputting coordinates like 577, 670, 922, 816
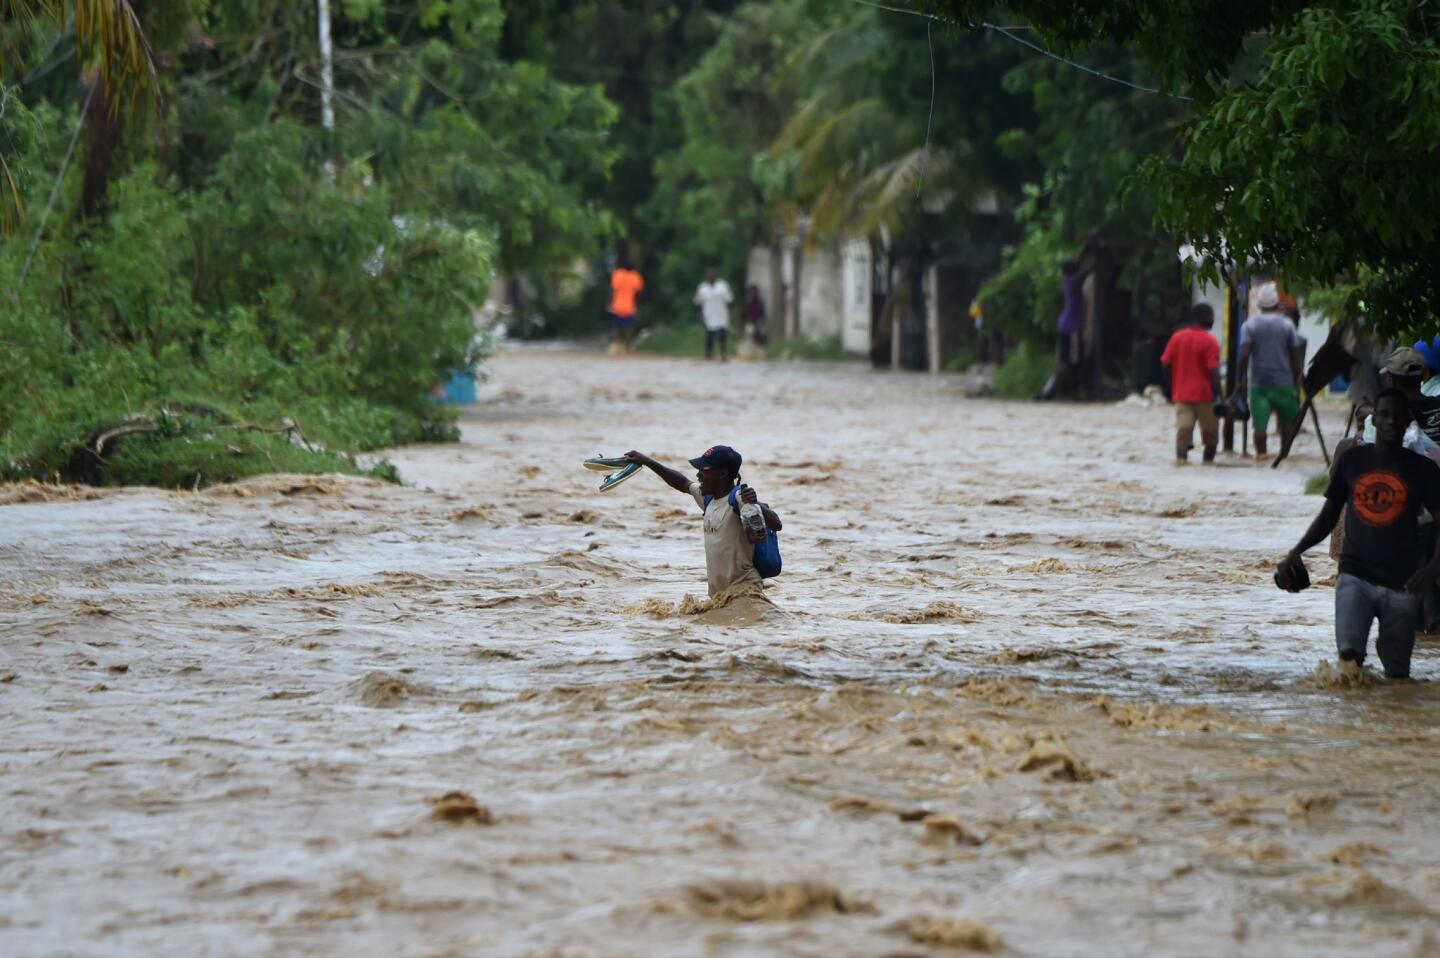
81, 71, 125, 220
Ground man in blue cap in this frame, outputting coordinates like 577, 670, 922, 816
624, 445, 782, 598
1412, 336, 1440, 444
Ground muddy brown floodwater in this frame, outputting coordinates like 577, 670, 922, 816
4, 346, 1440, 957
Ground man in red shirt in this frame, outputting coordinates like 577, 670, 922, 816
1161, 303, 1223, 463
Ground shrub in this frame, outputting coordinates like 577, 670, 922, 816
636, 323, 708, 357
767, 335, 847, 362
0, 108, 491, 488
992, 341, 1054, 399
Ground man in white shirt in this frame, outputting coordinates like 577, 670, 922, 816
694, 268, 734, 361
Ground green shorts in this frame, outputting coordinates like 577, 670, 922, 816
1250, 385, 1299, 432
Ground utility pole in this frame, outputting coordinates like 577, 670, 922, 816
317, 0, 335, 133
1222, 271, 1240, 452
924, 262, 940, 374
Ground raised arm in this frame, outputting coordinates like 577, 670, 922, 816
625, 451, 693, 495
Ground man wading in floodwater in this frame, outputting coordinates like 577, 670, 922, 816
624, 445, 781, 598
1279, 389, 1440, 678
1161, 303, 1222, 464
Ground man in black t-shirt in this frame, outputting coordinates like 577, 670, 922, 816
1280, 389, 1440, 677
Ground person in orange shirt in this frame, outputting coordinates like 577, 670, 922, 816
608, 259, 644, 352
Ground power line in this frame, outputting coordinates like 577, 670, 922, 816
983, 23, 1193, 102
851, 0, 938, 17
916, 18, 934, 200
849, 0, 1194, 102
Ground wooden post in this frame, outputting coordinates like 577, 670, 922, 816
780, 228, 800, 340
925, 263, 940, 374
1222, 273, 1240, 452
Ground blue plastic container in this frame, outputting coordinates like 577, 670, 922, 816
442, 371, 477, 405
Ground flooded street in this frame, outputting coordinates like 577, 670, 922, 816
5, 347, 1440, 957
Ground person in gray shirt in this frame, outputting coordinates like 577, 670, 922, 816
1238, 282, 1302, 458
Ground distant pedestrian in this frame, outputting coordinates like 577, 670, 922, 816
1161, 303, 1222, 464
744, 284, 767, 347
1237, 282, 1302, 459
694, 268, 734, 361
1410, 337, 1440, 444
1041, 260, 1086, 399
608, 259, 644, 352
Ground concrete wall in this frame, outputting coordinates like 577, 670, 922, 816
749, 236, 873, 356
798, 243, 843, 342
840, 240, 872, 356
746, 246, 777, 333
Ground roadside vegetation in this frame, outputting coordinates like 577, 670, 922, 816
1, 1, 612, 488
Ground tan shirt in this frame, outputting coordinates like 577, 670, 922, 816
689, 482, 762, 597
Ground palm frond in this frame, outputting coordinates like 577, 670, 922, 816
0, 1, 158, 233
73, 0, 158, 114
806, 165, 860, 239
851, 147, 945, 237
792, 97, 886, 193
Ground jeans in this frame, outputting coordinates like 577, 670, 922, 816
705, 327, 728, 358
1335, 572, 1420, 677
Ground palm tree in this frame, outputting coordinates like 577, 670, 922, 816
1, 0, 156, 233
771, 10, 976, 365
772, 12, 958, 244
771, 8, 1032, 365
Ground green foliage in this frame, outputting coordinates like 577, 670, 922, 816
933, 0, 1440, 342
976, 44, 1180, 354
977, 207, 1067, 345
922, 0, 1305, 93
1304, 471, 1330, 496
642, 1, 830, 323
775, 8, 1032, 246
0, 0, 632, 487
634, 323, 846, 362
942, 343, 979, 373
93, 421, 387, 490
992, 341, 1053, 399
181, 0, 619, 333
0, 99, 488, 487
1000, 51, 1177, 242
635, 322, 707, 357
496, 0, 739, 325
767, 334, 846, 362
1139, 1, 1440, 340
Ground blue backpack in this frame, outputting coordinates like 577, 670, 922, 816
703, 487, 783, 578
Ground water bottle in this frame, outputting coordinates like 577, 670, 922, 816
738, 485, 767, 543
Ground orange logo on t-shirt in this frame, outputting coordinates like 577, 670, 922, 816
1353, 470, 1407, 526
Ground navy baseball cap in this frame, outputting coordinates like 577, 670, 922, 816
689, 445, 742, 473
